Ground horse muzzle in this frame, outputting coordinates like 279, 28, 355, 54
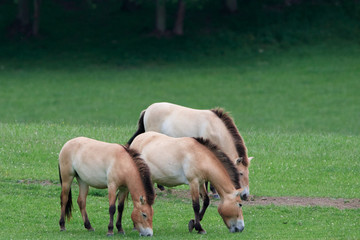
229, 220, 244, 233
139, 228, 153, 237
240, 187, 249, 201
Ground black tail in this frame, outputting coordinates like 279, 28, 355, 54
127, 110, 146, 146
58, 164, 73, 221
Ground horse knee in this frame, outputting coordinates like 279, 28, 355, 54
77, 198, 84, 208
109, 205, 116, 215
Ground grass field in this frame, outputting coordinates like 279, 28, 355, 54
1, 1, 360, 239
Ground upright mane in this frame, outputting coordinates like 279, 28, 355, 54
194, 138, 240, 189
124, 147, 155, 205
211, 108, 249, 167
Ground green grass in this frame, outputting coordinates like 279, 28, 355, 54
0, 181, 359, 239
1, 43, 360, 135
1, 123, 359, 198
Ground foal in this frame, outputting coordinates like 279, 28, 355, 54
58, 137, 155, 236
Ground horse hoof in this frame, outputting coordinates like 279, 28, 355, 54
106, 232, 114, 237
198, 230, 207, 235
60, 228, 66, 232
118, 230, 125, 235
188, 219, 195, 233
212, 194, 220, 199
88, 227, 95, 232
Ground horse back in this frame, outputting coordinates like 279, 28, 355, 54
144, 102, 225, 138
59, 137, 129, 188
144, 102, 235, 158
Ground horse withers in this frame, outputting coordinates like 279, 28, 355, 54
127, 102, 253, 200
129, 131, 245, 234
58, 137, 155, 236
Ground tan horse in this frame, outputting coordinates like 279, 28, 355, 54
58, 137, 155, 236
127, 102, 253, 200
129, 132, 245, 234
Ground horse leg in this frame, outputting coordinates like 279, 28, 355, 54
115, 190, 128, 234
77, 178, 94, 231
59, 173, 74, 231
157, 184, 165, 191
107, 185, 117, 236
205, 181, 219, 199
188, 182, 206, 234
199, 184, 210, 221
209, 184, 219, 198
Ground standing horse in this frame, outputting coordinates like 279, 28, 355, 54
58, 137, 155, 236
129, 132, 245, 234
127, 102, 253, 200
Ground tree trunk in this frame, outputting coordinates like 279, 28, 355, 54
32, 0, 41, 36
18, 0, 30, 28
155, 0, 166, 33
224, 0, 237, 13
173, 0, 185, 35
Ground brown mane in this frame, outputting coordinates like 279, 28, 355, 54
194, 138, 240, 189
211, 108, 249, 167
124, 147, 155, 205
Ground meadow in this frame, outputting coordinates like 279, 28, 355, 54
1, 1, 360, 239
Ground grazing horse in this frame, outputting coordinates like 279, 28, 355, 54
129, 132, 245, 234
58, 137, 155, 236
127, 102, 253, 200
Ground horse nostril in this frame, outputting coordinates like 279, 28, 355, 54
147, 233, 152, 236
241, 194, 248, 201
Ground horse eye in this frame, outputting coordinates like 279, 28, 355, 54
141, 212, 147, 218
237, 203, 242, 208
239, 172, 244, 176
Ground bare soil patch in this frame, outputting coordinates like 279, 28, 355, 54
160, 189, 360, 210
16, 180, 360, 209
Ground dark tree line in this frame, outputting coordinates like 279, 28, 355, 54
6, 0, 360, 38
8, 0, 41, 37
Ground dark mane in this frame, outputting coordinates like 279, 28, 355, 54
211, 108, 249, 167
124, 147, 155, 205
194, 138, 240, 189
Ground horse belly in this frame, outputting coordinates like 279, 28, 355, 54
73, 161, 109, 189
147, 161, 189, 187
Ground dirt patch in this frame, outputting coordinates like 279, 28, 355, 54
16, 180, 360, 209
159, 189, 360, 210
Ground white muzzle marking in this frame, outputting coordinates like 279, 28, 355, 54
229, 219, 245, 233
139, 227, 153, 237
240, 187, 249, 200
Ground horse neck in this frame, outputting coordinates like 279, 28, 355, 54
209, 129, 239, 161
125, 165, 147, 203
203, 159, 237, 197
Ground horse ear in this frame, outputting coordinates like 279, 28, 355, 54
249, 157, 254, 161
140, 195, 145, 205
236, 157, 243, 165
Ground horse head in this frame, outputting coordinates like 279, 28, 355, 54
217, 189, 245, 233
131, 195, 154, 236
236, 157, 254, 200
